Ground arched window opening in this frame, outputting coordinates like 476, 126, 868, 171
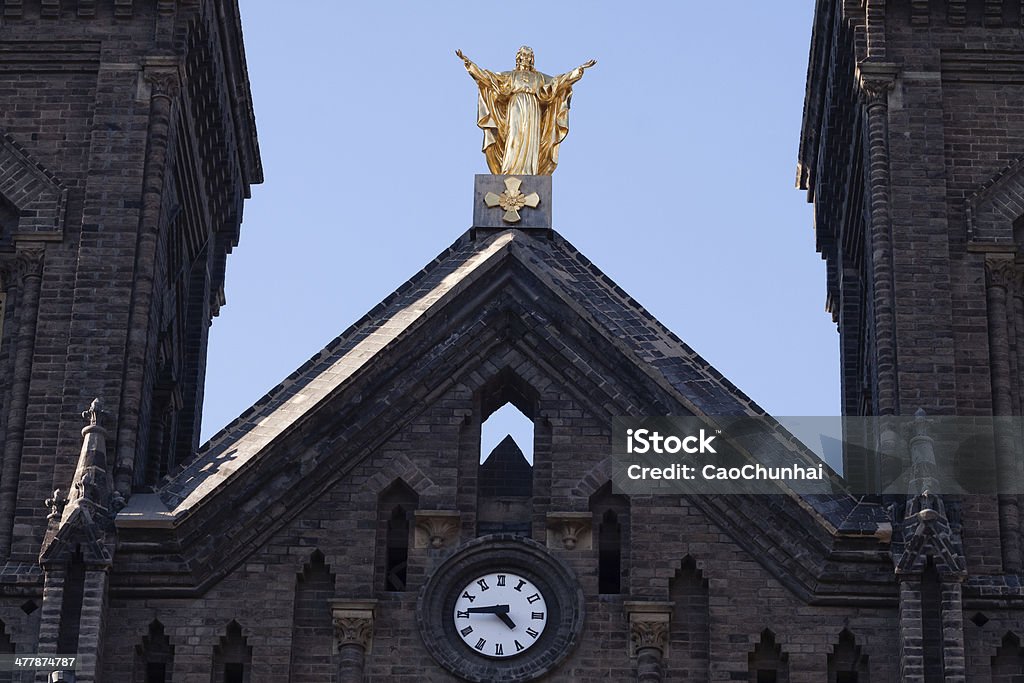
668, 556, 709, 680
827, 629, 868, 683
480, 402, 534, 465
134, 620, 173, 683
378, 480, 417, 591
212, 621, 251, 683
749, 629, 788, 683
992, 631, 1024, 681
589, 483, 629, 595
477, 373, 537, 536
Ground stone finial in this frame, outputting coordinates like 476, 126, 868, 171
82, 398, 105, 430
45, 489, 67, 522
60, 398, 117, 525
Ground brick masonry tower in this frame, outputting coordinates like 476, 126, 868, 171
0, 0, 259, 542
0, 0, 259, 677
800, 0, 1024, 679
799, 0, 1024, 428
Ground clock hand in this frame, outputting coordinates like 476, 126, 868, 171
496, 612, 517, 630
465, 604, 510, 614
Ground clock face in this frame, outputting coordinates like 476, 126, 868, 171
452, 572, 548, 658
418, 535, 585, 682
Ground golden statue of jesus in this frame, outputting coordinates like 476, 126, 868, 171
457, 46, 595, 176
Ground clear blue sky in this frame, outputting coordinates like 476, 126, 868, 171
201, 2, 834, 443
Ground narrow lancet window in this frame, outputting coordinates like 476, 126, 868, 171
378, 480, 417, 591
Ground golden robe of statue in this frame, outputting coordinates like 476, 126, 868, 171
457, 46, 595, 176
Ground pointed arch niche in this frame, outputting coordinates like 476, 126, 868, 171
289, 550, 335, 681
589, 483, 629, 595
828, 629, 868, 682
134, 620, 173, 683
992, 631, 1024, 681
476, 371, 540, 537
211, 621, 251, 683
749, 629, 789, 683
668, 556, 709, 680
377, 480, 417, 591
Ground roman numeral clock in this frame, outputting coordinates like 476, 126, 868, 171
417, 535, 585, 682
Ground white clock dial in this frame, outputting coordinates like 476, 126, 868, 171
452, 572, 548, 658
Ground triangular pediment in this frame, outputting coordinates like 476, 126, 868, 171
114, 228, 889, 597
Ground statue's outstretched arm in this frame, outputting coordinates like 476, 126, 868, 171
456, 49, 501, 91
545, 59, 596, 99
565, 59, 596, 85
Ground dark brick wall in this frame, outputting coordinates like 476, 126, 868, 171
0, 0, 259, 566
799, 1, 1024, 421
100, 383, 902, 681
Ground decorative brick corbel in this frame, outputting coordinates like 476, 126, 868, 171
413, 510, 460, 549
545, 512, 592, 550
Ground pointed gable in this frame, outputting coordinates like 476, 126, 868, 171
115, 227, 887, 595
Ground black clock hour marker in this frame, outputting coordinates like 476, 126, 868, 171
525, 627, 539, 638
527, 593, 541, 604
514, 639, 525, 651
477, 578, 489, 591
494, 643, 503, 655
531, 611, 544, 620
514, 579, 526, 592
460, 626, 473, 637
475, 638, 486, 651
457, 610, 470, 619
462, 591, 476, 602
496, 574, 506, 586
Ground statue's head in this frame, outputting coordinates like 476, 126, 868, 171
515, 46, 535, 71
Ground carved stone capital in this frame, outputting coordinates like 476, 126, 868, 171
14, 245, 44, 282
546, 512, 592, 550
413, 510, 460, 549
334, 617, 372, 649
856, 61, 898, 105
331, 600, 377, 653
986, 257, 1020, 291
625, 601, 672, 657
144, 70, 181, 99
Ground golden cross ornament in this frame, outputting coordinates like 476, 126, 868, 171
484, 177, 541, 224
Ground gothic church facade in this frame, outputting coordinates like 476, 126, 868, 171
0, 0, 1022, 681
